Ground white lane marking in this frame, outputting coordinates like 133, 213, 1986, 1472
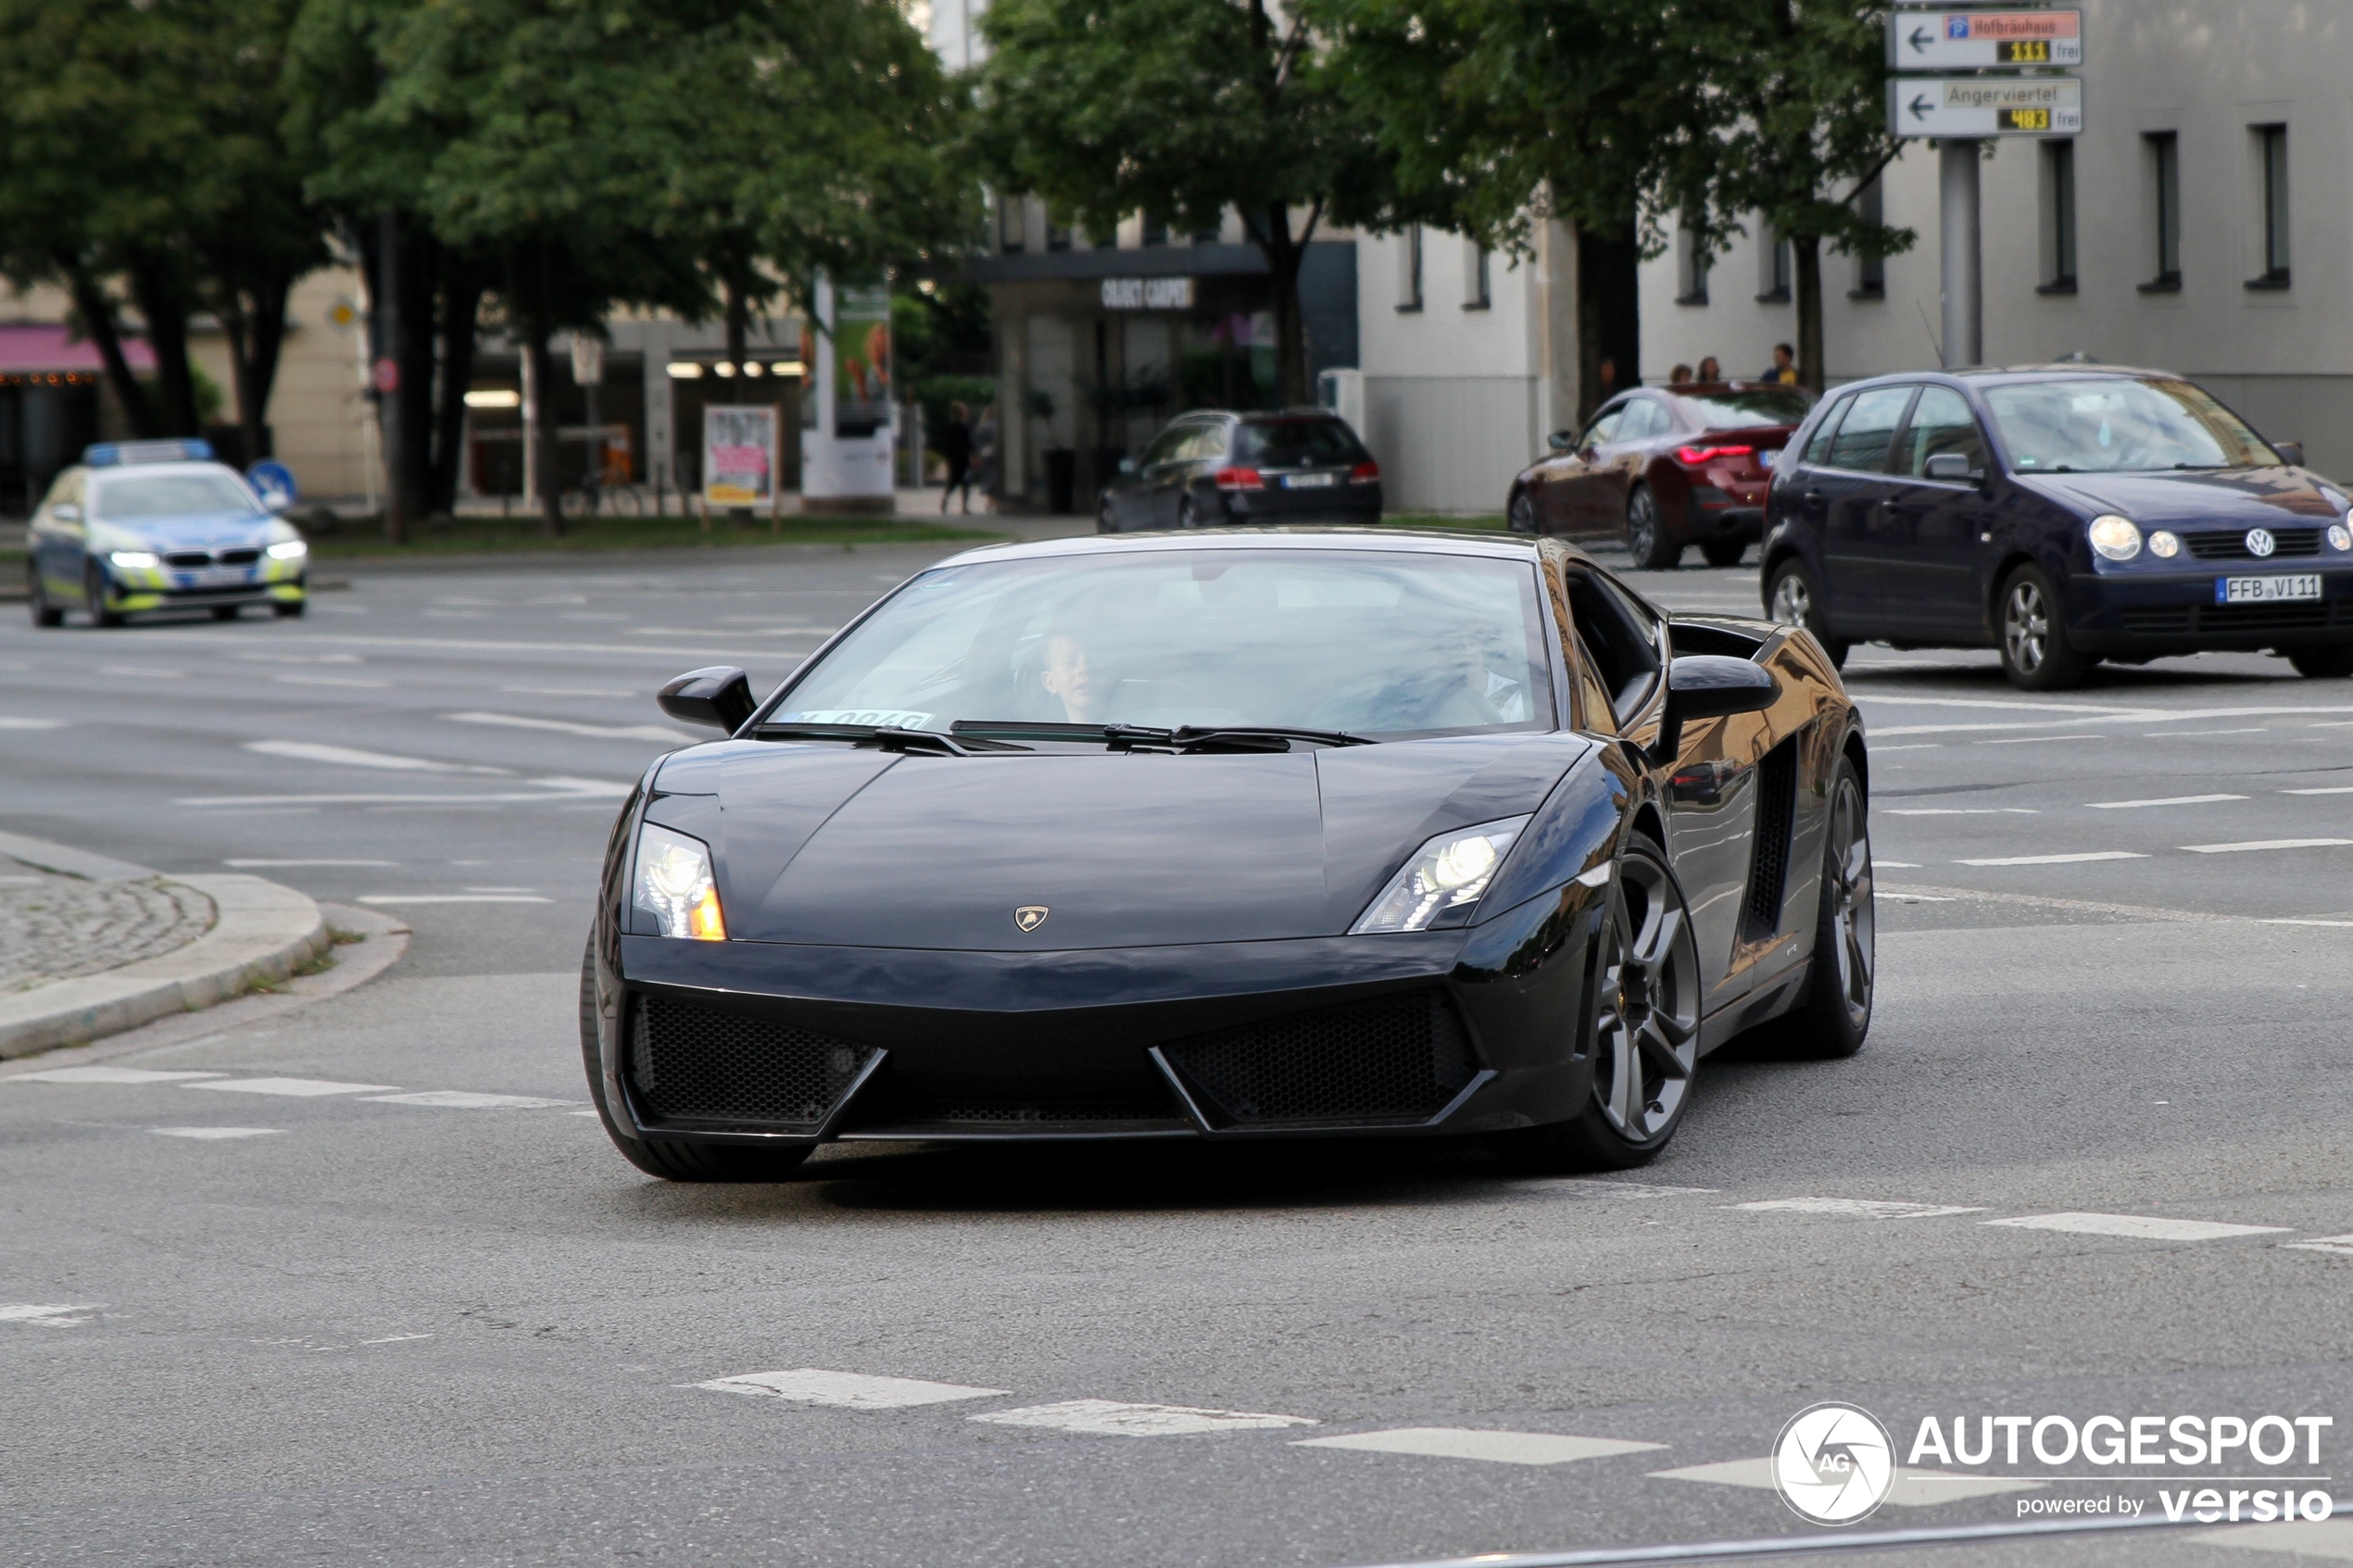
2166, 728, 2270, 736
697, 1369, 1009, 1409
627, 625, 834, 637
357, 894, 551, 905
1733, 1198, 1987, 1220
97, 665, 185, 679
13, 1066, 229, 1084
2265, 919, 2353, 928
1983, 1212, 2292, 1241
1957, 852, 2149, 866
2191, 1519, 2353, 1557
446, 710, 691, 743
183, 1077, 401, 1098
245, 739, 507, 774
359, 1333, 434, 1344
1853, 695, 2152, 715
177, 777, 629, 807
528, 775, 635, 798
0, 718, 68, 730
1650, 1457, 2041, 1505
273, 675, 391, 689
197, 633, 805, 659
0, 1303, 101, 1327
1874, 721, 2107, 737
1294, 1428, 1665, 1466
1975, 734, 2104, 746
1872, 703, 2353, 739
972, 1399, 1317, 1436
231, 651, 364, 664
500, 686, 636, 698
1886, 808, 2039, 816
2284, 1235, 2353, 1257
153, 1126, 284, 1140
361, 1091, 580, 1110
2088, 794, 2247, 809
569, 1110, 604, 1117
1892, 893, 1954, 901
2183, 839, 2353, 854
1878, 862, 1924, 869
2284, 786, 2353, 796
225, 859, 398, 868
464, 885, 537, 893
1872, 745, 1942, 752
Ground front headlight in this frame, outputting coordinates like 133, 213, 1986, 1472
2147, 530, 2182, 558
267, 538, 308, 560
2088, 515, 2142, 561
2330, 524, 2352, 553
1350, 816, 1529, 935
108, 550, 160, 570
633, 823, 726, 940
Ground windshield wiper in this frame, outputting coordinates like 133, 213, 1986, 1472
950, 721, 1373, 753
754, 721, 1028, 755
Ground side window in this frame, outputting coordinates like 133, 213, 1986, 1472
1140, 425, 1191, 466
1565, 571, 1665, 725
1825, 386, 1916, 473
1900, 387, 1990, 477
1182, 424, 1228, 462
1801, 395, 1854, 466
1618, 399, 1669, 442
1579, 406, 1627, 450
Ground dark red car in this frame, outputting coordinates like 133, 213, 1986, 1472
1506, 383, 1816, 569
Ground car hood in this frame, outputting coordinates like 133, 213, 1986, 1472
94, 512, 277, 550
2011, 468, 2341, 529
651, 732, 1598, 949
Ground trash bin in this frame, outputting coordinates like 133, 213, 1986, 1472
1045, 448, 1076, 514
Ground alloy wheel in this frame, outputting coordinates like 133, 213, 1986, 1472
1508, 494, 1537, 533
1769, 570, 1813, 628
1591, 853, 1700, 1141
1824, 774, 1876, 1030
2004, 581, 2049, 674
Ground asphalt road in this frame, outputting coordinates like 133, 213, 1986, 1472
3, 540, 2349, 1568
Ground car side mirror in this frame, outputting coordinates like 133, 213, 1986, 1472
659, 666, 756, 733
1547, 431, 1574, 452
50, 502, 80, 523
2273, 441, 2305, 467
1119, 458, 1138, 474
1923, 453, 1978, 481
1652, 655, 1779, 763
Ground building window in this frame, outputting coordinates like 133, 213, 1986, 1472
998, 194, 1026, 255
1852, 177, 1886, 298
1190, 213, 1223, 245
2040, 141, 2078, 293
2143, 132, 2181, 290
1397, 225, 1424, 311
1046, 219, 1070, 253
1675, 216, 1709, 305
2252, 123, 2290, 287
1756, 222, 1791, 303
1141, 213, 1167, 246
1464, 240, 1491, 309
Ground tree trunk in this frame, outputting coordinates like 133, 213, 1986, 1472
395, 225, 438, 519
214, 272, 293, 465
62, 257, 158, 438
523, 322, 563, 538
724, 263, 749, 375
429, 270, 484, 516
1792, 232, 1825, 394
1250, 203, 1309, 408
126, 255, 201, 436
1574, 222, 1642, 420
379, 212, 416, 544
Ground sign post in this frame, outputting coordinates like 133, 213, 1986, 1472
1887, 7, 2085, 370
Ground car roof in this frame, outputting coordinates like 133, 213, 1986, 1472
88, 459, 251, 484
933, 526, 1554, 571
1828, 365, 2180, 395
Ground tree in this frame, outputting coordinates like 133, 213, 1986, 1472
972, 0, 1401, 408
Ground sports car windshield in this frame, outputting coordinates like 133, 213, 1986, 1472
776, 549, 1554, 738
1983, 378, 2278, 472
95, 472, 261, 518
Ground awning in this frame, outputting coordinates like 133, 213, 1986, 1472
0, 323, 155, 374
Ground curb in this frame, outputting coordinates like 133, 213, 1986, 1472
0, 847, 329, 1060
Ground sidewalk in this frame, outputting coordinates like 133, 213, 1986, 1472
0, 833, 330, 1060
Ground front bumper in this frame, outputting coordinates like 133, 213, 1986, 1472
2068, 565, 2353, 654
595, 882, 1602, 1146
102, 559, 307, 614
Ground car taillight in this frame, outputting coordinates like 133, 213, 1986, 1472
1676, 444, 1755, 465
1214, 466, 1264, 491
1349, 459, 1379, 483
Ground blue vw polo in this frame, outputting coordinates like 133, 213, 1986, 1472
26, 440, 309, 627
1758, 366, 2353, 689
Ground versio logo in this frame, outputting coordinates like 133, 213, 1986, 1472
1774, 1403, 1897, 1524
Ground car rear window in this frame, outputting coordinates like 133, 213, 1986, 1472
1233, 419, 1365, 466
94, 471, 259, 519
1672, 387, 1815, 430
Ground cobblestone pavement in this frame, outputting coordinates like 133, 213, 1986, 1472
0, 864, 215, 993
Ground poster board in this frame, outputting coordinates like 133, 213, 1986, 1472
702, 405, 777, 512
833, 283, 892, 438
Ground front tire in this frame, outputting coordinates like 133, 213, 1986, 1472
1700, 536, 1746, 568
2288, 644, 2353, 678
1490, 833, 1701, 1173
274, 598, 307, 619
1997, 564, 2089, 690
1097, 496, 1117, 533
211, 604, 241, 621
1176, 496, 1200, 530
1755, 757, 1874, 1058
1508, 493, 1539, 534
1626, 485, 1680, 570
28, 563, 63, 628
84, 563, 124, 628
578, 940, 813, 1183
1766, 558, 1848, 670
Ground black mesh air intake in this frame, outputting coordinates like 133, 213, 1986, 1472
628, 994, 875, 1130
1161, 990, 1478, 1127
1743, 736, 1799, 939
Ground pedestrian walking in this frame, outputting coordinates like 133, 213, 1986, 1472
1768, 343, 1797, 384
937, 401, 975, 513
1696, 356, 1722, 383
971, 405, 1000, 513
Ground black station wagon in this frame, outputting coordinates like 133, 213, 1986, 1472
1759, 367, 2353, 689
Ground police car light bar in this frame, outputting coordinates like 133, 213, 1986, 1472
84, 439, 214, 467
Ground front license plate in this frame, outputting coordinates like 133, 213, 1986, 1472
182, 567, 248, 588
2219, 574, 2321, 604
1284, 472, 1337, 489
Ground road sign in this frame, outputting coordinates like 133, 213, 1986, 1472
1889, 10, 2082, 70
1889, 75, 2082, 137
246, 459, 297, 511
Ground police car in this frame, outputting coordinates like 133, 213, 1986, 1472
26, 440, 308, 628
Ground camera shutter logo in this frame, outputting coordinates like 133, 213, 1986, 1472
2246, 527, 2277, 558
1773, 1402, 1897, 1524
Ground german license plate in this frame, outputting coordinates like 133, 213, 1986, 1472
2219, 574, 2321, 604
1284, 472, 1336, 489
183, 566, 248, 587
